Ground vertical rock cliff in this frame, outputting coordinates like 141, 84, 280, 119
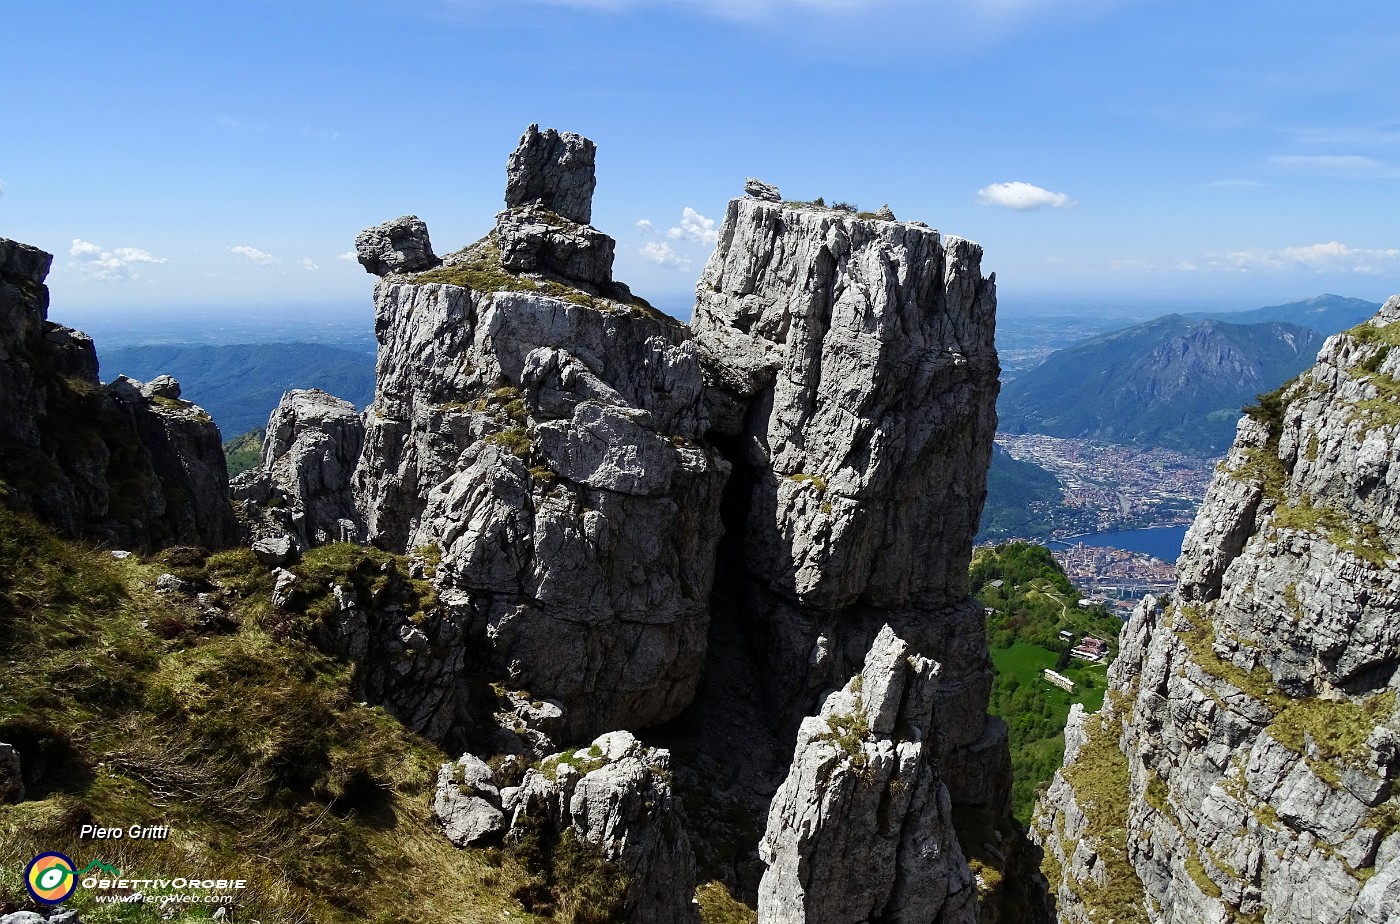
0, 238, 237, 549
1034, 300, 1400, 923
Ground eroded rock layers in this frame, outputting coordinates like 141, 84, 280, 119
1034, 299, 1400, 923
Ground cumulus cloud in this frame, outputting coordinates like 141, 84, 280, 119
640, 241, 690, 270
1269, 154, 1400, 178
338, 251, 356, 261
299, 257, 320, 271
666, 207, 719, 245
1209, 241, 1400, 274
976, 181, 1076, 211
230, 245, 279, 265
68, 239, 169, 281
635, 219, 655, 233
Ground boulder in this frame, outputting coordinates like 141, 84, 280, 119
504, 731, 699, 924
355, 215, 439, 277
434, 754, 506, 846
744, 177, 782, 202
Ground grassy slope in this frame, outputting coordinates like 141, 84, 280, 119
973, 542, 1121, 821
0, 507, 544, 924
222, 428, 265, 478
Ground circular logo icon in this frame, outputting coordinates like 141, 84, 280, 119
25, 852, 77, 904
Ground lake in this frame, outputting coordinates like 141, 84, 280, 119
1050, 525, 1189, 562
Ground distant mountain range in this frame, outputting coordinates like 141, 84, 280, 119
1193, 293, 1380, 333
997, 315, 1326, 457
99, 343, 376, 437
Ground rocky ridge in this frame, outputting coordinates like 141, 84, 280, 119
242, 124, 1027, 920
0, 238, 236, 550
1033, 300, 1400, 923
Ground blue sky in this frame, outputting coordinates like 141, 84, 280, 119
3, 0, 1399, 319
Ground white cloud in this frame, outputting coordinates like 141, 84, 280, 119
666, 207, 719, 245
230, 245, 279, 265
0, 180, 6, 198
976, 181, 1076, 211
338, 251, 356, 261
299, 257, 320, 271
640, 241, 690, 270
1208, 241, 1400, 274
67, 239, 168, 281
111, 247, 164, 264
1269, 154, 1400, 178
635, 219, 655, 233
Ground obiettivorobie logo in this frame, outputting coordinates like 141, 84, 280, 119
23, 853, 245, 906
24, 854, 118, 904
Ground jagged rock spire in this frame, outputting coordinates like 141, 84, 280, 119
504, 123, 597, 224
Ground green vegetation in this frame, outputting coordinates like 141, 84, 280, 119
977, 448, 1072, 542
487, 427, 533, 459
1268, 691, 1396, 779
786, 472, 829, 493
0, 505, 608, 923
973, 542, 1121, 821
695, 881, 757, 924
1343, 322, 1400, 428
411, 237, 673, 323
222, 427, 265, 477
1054, 706, 1149, 923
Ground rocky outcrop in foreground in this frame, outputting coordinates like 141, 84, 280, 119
759, 625, 977, 923
1034, 300, 1400, 923
243, 124, 1023, 921
0, 238, 236, 549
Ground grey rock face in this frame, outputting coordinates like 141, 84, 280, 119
303, 562, 472, 748
1034, 299, 1400, 924
231, 389, 366, 551
434, 753, 506, 846
495, 203, 615, 289
690, 196, 1004, 804
758, 625, 977, 923
504, 124, 597, 224
505, 731, 699, 924
0, 742, 22, 803
744, 178, 782, 202
354, 276, 727, 739
355, 215, 439, 277
0, 239, 237, 550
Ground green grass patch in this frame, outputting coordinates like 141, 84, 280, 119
696, 880, 756, 924
0, 507, 548, 924
1057, 711, 1150, 923
222, 428, 265, 478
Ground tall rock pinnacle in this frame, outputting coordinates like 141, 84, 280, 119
504, 123, 598, 224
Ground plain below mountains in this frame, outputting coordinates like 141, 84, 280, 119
997, 314, 1329, 457
99, 343, 376, 437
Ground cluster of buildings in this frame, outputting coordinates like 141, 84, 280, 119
1051, 543, 1177, 617
995, 433, 1212, 536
